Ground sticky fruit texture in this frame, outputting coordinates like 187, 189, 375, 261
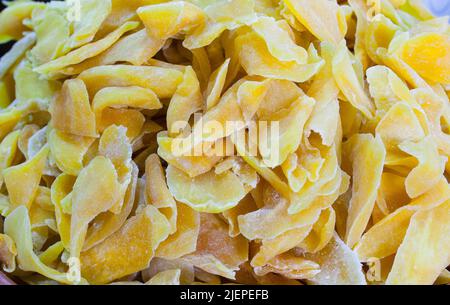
0, 0, 450, 286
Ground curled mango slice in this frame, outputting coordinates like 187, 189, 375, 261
166, 165, 246, 213
80, 205, 170, 284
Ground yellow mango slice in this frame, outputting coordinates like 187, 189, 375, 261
332, 41, 375, 119
4, 206, 78, 284
236, 31, 324, 83
205, 58, 230, 110
80, 205, 170, 284
157, 131, 222, 178
251, 225, 312, 268
70, 156, 121, 259
0, 32, 35, 79
145, 269, 181, 285
50, 174, 75, 248
251, 16, 308, 64
50, 79, 97, 137
63, 29, 165, 75
344, 134, 386, 248
49, 129, 95, 176
222, 193, 257, 237
27, 5, 70, 65
299, 207, 336, 253
258, 95, 315, 167
78, 64, 183, 98
301, 233, 366, 285
238, 186, 323, 241
34, 21, 139, 76
137, 1, 206, 40
83, 162, 138, 250
145, 154, 177, 233
156, 202, 200, 259
167, 66, 202, 136
0, 1, 44, 43
183, 213, 248, 280
398, 136, 446, 198
13, 59, 60, 105
183, 0, 257, 49
3, 145, 49, 209
282, 0, 346, 44
253, 252, 320, 280
0, 130, 20, 188
355, 206, 415, 261
93, 86, 162, 128
166, 165, 246, 213
386, 200, 450, 284
0, 233, 17, 272
66, 0, 112, 50
400, 33, 450, 85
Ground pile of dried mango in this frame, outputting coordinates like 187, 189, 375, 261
0, 0, 449, 285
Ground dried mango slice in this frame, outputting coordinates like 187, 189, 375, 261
375, 102, 425, 151
4, 206, 77, 284
13, 59, 60, 105
78, 65, 183, 98
398, 136, 446, 198
27, 5, 70, 65
167, 66, 202, 136
137, 1, 206, 40
145, 154, 177, 232
344, 134, 386, 248
253, 252, 320, 280
0, 233, 16, 272
156, 202, 200, 259
355, 206, 415, 261
49, 129, 95, 176
376, 172, 409, 214
238, 187, 322, 241
251, 16, 308, 64
34, 21, 139, 76
0, 32, 35, 79
183, 0, 257, 49
50, 79, 97, 137
3, 144, 49, 209
80, 205, 170, 284
259, 95, 315, 167
251, 225, 312, 267
399, 33, 450, 85
157, 131, 221, 178
205, 58, 230, 110
70, 156, 121, 259
142, 257, 195, 285
332, 41, 375, 119
236, 31, 324, 83
98, 125, 133, 213
83, 162, 138, 250
301, 233, 366, 285
366, 65, 414, 114
0, 130, 20, 188
299, 207, 336, 253
0, 1, 44, 43
386, 200, 450, 285
66, 0, 112, 50
93, 86, 161, 129
222, 193, 257, 238
63, 30, 165, 75
355, 177, 450, 261
282, 0, 346, 45
50, 174, 75, 248
145, 269, 181, 285
166, 165, 246, 213
183, 213, 248, 280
